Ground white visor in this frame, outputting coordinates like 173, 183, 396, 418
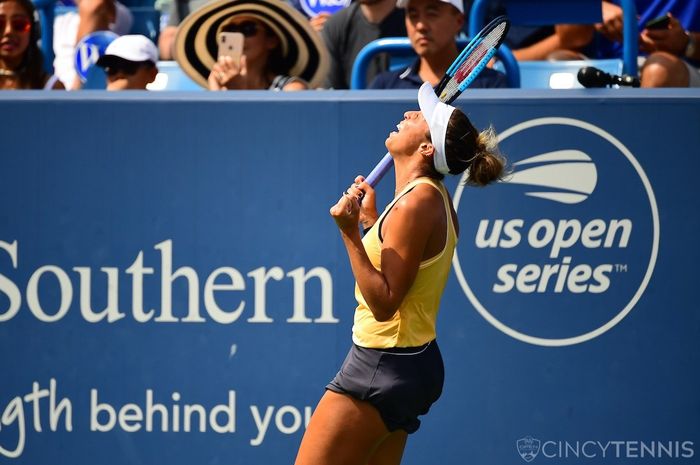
418, 81, 455, 175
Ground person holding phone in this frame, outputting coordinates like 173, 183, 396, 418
172, 0, 329, 91
594, 0, 700, 87
208, 16, 307, 90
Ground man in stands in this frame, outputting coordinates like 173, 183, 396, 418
370, 0, 507, 89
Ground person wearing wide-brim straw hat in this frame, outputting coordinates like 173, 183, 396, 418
173, 0, 329, 90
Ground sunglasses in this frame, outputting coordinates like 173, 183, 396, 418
104, 61, 145, 77
221, 21, 259, 37
0, 16, 32, 34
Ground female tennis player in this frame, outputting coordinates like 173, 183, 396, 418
294, 82, 506, 465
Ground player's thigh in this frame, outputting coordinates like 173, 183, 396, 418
367, 429, 408, 465
294, 390, 389, 465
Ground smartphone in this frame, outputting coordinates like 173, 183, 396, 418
217, 32, 244, 64
644, 14, 670, 30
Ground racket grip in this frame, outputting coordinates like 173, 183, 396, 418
365, 152, 394, 187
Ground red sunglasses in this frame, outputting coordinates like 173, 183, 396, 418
0, 15, 32, 34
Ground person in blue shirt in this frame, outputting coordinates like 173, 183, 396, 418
370, 0, 507, 89
595, 0, 699, 87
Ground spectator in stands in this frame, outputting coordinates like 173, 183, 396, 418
594, 0, 699, 87
172, 0, 329, 90
53, 0, 133, 89
465, 0, 595, 61
321, 0, 407, 89
370, 0, 507, 89
286, 0, 337, 33
0, 0, 63, 89
158, 0, 198, 59
95, 34, 159, 90
159, 0, 328, 59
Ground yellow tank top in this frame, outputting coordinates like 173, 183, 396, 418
352, 177, 458, 348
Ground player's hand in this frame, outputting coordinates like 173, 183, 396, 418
330, 192, 360, 233
349, 176, 378, 231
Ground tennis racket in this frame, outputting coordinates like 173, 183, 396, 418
364, 15, 510, 187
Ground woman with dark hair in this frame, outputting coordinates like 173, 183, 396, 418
0, 0, 63, 89
208, 15, 308, 91
294, 82, 506, 465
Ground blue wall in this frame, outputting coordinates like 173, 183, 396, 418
1, 89, 699, 464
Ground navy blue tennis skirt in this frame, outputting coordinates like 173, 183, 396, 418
326, 340, 444, 434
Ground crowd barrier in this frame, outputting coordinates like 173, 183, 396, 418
1, 89, 699, 465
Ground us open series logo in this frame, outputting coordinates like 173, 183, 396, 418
453, 118, 659, 346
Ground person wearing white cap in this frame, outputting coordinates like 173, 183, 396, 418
95, 34, 159, 90
371, 0, 507, 89
294, 82, 506, 465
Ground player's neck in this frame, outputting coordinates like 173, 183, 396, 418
393, 164, 433, 196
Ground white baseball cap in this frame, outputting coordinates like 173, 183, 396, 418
97, 34, 158, 67
418, 81, 456, 174
396, 0, 464, 14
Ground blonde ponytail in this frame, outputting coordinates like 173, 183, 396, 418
465, 125, 507, 187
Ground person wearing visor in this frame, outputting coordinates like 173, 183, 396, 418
294, 82, 507, 465
95, 34, 158, 90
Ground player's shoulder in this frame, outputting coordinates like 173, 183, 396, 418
393, 183, 443, 217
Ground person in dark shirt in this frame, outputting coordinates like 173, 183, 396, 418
370, 0, 507, 89
322, 0, 407, 89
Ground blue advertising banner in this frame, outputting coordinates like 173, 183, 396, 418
1, 90, 699, 465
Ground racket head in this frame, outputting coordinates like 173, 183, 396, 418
434, 15, 510, 100
363, 15, 509, 188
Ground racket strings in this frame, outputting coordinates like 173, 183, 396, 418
439, 23, 508, 102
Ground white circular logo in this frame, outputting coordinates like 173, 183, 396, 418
452, 117, 659, 346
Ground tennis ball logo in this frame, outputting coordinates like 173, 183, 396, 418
452, 118, 659, 346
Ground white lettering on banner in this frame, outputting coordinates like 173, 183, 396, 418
475, 218, 631, 294
306, 0, 347, 7
0, 379, 317, 458
529, 439, 694, 460
475, 218, 631, 258
249, 405, 313, 446
90, 389, 236, 433
0, 239, 337, 324
0, 240, 19, 322
0, 379, 72, 459
452, 117, 660, 346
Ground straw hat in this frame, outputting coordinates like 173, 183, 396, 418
173, 0, 329, 88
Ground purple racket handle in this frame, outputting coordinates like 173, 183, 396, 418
365, 152, 394, 187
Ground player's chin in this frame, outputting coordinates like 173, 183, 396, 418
385, 134, 404, 157
385, 132, 397, 148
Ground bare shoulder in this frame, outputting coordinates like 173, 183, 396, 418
391, 183, 443, 222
